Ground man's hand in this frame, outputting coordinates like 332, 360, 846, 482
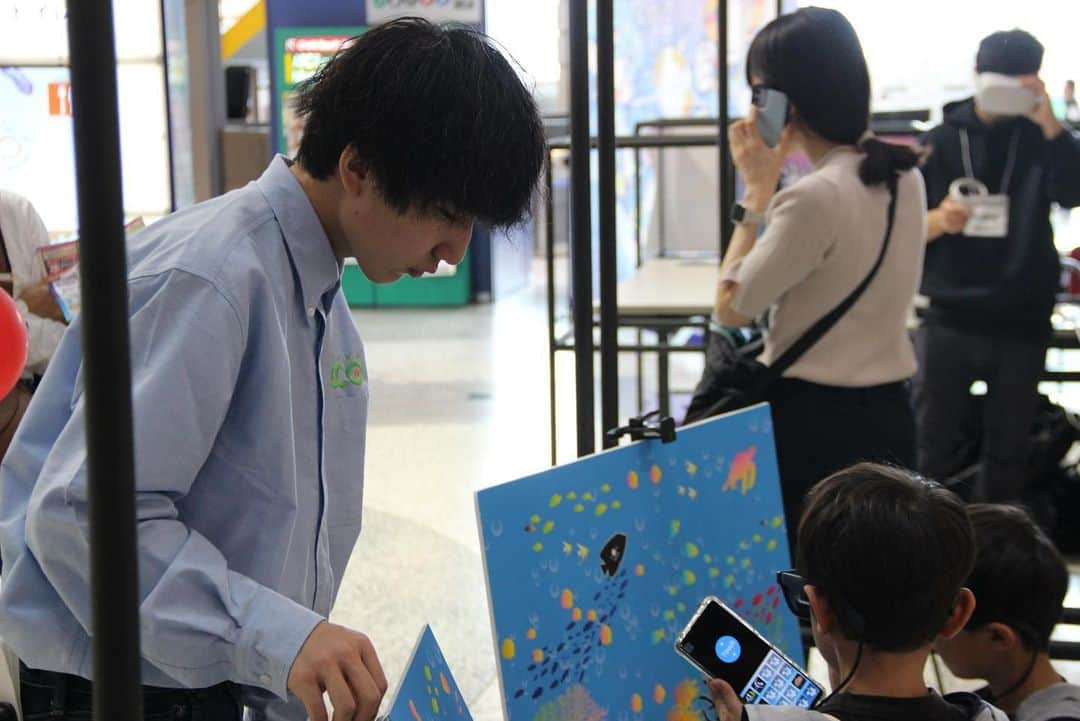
17, 278, 65, 323
708, 678, 745, 721
288, 622, 388, 721
928, 196, 971, 240
1023, 77, 1064, 140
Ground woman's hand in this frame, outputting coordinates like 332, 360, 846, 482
729, 107, 786, 205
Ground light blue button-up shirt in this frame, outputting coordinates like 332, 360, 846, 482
0, 156, 368, 720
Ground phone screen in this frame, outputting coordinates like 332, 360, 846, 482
676, 598, 822, 708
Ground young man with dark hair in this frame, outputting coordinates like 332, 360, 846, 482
708, 463, 1005, 721
914, 29, 1080, 503
0, 18, 545, 721
935, 504, 1080, 721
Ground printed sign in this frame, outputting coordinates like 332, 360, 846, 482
365, 0, 482, 25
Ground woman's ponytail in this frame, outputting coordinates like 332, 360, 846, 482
857, 133, 924, 187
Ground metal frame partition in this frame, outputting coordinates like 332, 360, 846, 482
632, 117, 724, 264
556, 0, 733, 464
544, 132, 720, 464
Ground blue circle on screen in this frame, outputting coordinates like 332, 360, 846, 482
715, 635, 742, 663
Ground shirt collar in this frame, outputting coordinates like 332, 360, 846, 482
256, 155, 341, 314
813, 144, 858, 170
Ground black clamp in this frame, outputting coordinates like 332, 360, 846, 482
604, 410, 677, 445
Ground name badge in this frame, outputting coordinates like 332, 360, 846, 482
963, 194, 1010, 237
949, 177, 1009, 238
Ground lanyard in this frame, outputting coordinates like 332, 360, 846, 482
959, 126, 1021, 195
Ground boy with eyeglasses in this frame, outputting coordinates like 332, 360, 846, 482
933, 504, 1080, 721
708, 463, 1006, 721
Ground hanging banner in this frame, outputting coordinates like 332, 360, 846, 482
365, 0, 482, 25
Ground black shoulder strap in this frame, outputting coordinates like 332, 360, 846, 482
764, 177, 900, 380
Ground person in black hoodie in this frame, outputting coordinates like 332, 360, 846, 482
913, 29, 1080, 502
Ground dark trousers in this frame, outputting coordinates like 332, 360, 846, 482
766, 377, 916, 538
19, 664, 242, 721
912, 321, 1047, 502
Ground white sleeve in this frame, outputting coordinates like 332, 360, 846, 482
0, 190, 66, 374
729, 179, 840, 319
15, 297, 67, 375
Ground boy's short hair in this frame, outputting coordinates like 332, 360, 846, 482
976, 29, 1044, 76
797, 463, 975, 651
294, 18, 545, 228
964, 504, 1068, 650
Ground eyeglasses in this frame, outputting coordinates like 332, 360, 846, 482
776, 569, 867, 637
777, 570, 811, 621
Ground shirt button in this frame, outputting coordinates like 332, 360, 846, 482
259, 673, 272, 685
307, 307, 316, 317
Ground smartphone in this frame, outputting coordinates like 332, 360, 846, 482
751, 87, 789, 148
675, 596, 823, 708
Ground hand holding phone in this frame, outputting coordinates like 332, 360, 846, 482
708, 677, 748, 721
675, 596, 823, 708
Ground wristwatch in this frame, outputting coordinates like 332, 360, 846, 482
731, 202, 765, 227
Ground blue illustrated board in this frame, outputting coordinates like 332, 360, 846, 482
383, 625, 472, 721
476, 404, 799, 721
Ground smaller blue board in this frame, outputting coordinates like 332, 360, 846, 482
384, 625, 472, 721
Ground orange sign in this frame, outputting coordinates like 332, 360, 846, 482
48, 82, 71, 116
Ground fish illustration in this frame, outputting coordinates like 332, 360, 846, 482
724, 446, 758, 494
513, 534, 631, 703
599, 532, 627, 577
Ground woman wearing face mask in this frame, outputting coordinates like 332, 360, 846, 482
709, 7, 927, 529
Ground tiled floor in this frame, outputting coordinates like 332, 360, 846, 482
332, 261, 1080, 721
334, 276, 556, 720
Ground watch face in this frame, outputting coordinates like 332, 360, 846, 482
731, 203, 759, 225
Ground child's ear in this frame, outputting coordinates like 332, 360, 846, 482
939, 588, 976, 639
805, 585, 835, 635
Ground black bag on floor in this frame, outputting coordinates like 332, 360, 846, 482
947, 393, 1080, 553
683, 179, 898, 425
1019, 397, 1080, 553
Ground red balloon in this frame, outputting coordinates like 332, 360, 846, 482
0, 289, 28, 397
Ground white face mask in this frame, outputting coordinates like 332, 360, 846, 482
974, 72, 1038, 117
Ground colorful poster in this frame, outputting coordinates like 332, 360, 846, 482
383, 625, 472, 721
274, 28, 366, 156
477, 404, 800, 721
593, 0, 779, 270
365, 0, 482, 25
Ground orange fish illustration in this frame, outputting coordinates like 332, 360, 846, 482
724, 446, 757, 494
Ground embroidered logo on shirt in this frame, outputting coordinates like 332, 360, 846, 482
329, 354, 366, 390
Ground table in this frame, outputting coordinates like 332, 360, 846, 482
609, 258, 715, 418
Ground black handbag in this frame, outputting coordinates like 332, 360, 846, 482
683, 178, 899, 425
